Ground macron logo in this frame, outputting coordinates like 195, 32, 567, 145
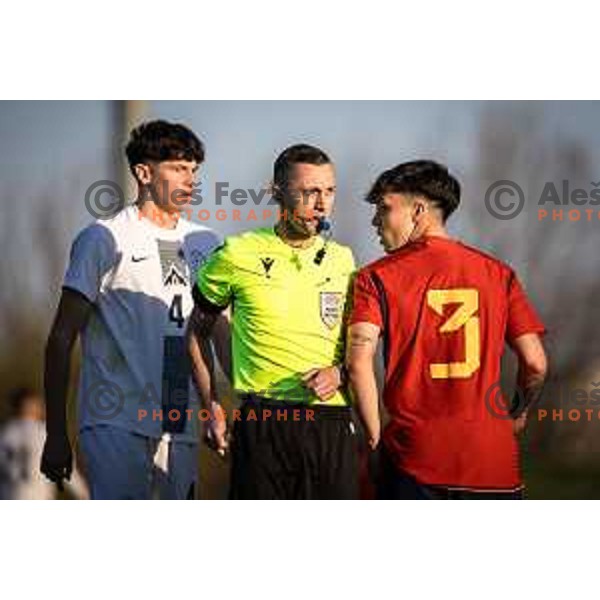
261, 257, 275, 277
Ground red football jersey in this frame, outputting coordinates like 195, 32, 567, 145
350, 236, 545, 490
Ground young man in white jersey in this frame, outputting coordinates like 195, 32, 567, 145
41, 120, 228, 499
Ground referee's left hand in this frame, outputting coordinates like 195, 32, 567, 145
302, 366, 341, 401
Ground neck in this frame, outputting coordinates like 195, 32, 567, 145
274, 219, 315, 249
422, 223, 450, 239
137, 198, 179, 230
410, 220, 450, 243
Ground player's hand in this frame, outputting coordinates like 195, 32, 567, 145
302, 366, 341, 401
41, 432, 72, 490
203, 401, 228, 456
513, 410, 528, 436
366, 433, 380, 451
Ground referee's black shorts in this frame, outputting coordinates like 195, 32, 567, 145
229, 396, 359, 500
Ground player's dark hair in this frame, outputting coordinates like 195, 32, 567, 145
272, 144, 332, 204
366, 160, 461, 221
7, 387, 38, 417
125, 120, 205, 175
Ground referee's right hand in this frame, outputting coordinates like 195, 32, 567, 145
41, 432, 73, 490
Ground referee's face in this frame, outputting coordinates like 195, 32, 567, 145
284, 163, 336, 238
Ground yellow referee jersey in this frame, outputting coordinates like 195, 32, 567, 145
196, 226, 355, 405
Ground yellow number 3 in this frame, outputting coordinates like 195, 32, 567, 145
426, 289, 480, 379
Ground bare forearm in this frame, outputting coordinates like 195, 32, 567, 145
186, 303, 223, 412
346, 322, 382, 447
348, 364, 381, 446
188, 328, 218, 411
212, 313, 232, 383
509, 333, 547, 420
512, 364, 547, 418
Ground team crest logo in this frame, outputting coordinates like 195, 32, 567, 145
319, 292, 343, 329
157, 240, 188, 287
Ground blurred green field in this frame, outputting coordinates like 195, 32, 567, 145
524, 458, 600, 499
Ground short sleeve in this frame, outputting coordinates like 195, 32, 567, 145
333, 247, 358, 364
185, 227, 224, 279
506, 272, 546, 344
342, 247, 357, 306
196, 238, 235, 309
344, 246, 356, 274
195, 229, 223, 260
348, 269, 384, 329
206, 231, 224, 256
63, 224, 117, 304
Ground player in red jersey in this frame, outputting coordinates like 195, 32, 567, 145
347, 160, 547, 499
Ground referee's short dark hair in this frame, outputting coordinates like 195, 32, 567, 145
366, 160, 461, 222
125, 120, 205, 175
272, 144, 331, 204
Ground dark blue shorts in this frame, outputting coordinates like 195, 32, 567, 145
376, 447, 524, 500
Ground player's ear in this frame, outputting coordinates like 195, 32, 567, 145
133, 163, 153, 186
269, 180, 284, 205
413, 200, 426, 219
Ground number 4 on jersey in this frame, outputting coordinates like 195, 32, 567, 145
169, 294, 185, 328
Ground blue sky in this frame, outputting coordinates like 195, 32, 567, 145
1, 100, 599, 266
2, 101, 600, 371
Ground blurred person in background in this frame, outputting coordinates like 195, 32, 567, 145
347, 160, 548, 499
0, 387, 88, 499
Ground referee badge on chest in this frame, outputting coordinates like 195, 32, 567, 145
319, 291, 344, 329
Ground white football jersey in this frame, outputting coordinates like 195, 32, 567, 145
63, 205, 221, 442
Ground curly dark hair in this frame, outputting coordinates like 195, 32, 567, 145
125, 120, 205, 175
366, 160, 461, 221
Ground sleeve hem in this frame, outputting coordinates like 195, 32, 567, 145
348, 315, 384, 329
62, 284, 96, 306
193, 284, 229, 314
507, 325, 546, 342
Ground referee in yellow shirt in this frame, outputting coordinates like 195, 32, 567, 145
187, 144, 358, 499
